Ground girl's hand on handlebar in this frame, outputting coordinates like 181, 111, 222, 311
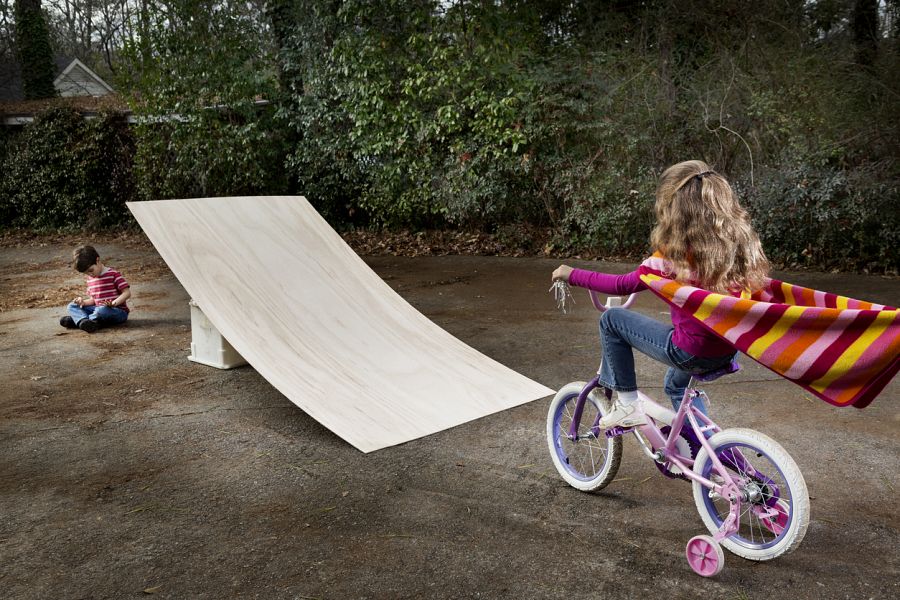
552, 265, 573, 283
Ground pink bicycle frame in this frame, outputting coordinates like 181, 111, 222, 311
569, 290, 769, 541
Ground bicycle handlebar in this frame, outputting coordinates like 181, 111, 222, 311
588, 290, 639, 312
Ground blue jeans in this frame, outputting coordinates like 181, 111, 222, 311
67, 302, 129, 327
597, 308, 735, 415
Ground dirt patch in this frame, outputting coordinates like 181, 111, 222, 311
340, 226, 555, 257
1, 232, 172, 311
11, 281, 85, 310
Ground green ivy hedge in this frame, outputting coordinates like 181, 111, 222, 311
0, 108, 136, 229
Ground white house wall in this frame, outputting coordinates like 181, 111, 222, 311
56, 64, 111, 97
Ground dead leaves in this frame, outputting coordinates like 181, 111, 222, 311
341, 228, 552, 258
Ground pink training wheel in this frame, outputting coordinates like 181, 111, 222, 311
758, 499, 790, 535
686, 535, 725, 577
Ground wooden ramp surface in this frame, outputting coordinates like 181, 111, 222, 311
128, 197, 553, 452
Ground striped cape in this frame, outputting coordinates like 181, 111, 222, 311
638, 255, 900, 408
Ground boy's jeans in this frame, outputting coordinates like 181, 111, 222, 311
67, 302, 129, 327
597, 308, 735, 415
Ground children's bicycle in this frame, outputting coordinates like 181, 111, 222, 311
546, 289, 810, 576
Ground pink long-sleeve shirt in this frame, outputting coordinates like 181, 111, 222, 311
568, 267, 735, 358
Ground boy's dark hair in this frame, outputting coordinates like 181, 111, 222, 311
73, 245, 100, 272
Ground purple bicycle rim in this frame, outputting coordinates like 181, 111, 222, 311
554, 388, 608, 482
700, 442, 792, 550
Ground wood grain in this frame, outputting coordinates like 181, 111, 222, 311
127, 197, 553, 452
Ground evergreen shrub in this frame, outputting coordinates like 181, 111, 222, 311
0, 108, 135, 229
741, 161, 900, 272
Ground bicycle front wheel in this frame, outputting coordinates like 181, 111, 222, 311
692, 428, 810, 561
546, 382, 622, 491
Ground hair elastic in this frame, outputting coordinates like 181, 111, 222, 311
677, 170, 716, 190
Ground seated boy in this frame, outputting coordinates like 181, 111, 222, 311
59, 245, 132, 333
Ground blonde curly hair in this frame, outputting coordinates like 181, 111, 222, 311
651, 160, 770, 293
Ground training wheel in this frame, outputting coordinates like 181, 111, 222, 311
685, 535, 725, 577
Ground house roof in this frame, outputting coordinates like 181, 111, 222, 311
0, 57, 126, 122
0, 56, 115, 102
0, 94, 128, 119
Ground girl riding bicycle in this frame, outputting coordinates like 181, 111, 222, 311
551, 160, 770, 430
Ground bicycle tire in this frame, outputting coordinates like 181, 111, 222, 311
546, 382, 622, 491
692, 428, 810, 561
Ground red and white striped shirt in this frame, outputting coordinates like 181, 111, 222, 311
86, 267, 130, 312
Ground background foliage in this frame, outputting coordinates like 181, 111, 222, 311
263, 0, 899, 270
0, 107, 134, 227
1, 0, 898, 271
119, 0, 288, 201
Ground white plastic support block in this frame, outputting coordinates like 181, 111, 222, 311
188, 299, 247, 369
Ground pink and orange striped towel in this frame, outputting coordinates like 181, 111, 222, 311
638, 256, 899, 408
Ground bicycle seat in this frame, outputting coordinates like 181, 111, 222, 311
694, 359, 741, 382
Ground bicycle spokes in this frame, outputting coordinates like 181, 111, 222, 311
716, 447, 782, 504
702, 441, 798, 552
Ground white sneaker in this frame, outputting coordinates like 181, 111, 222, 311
598, 401, 647, 429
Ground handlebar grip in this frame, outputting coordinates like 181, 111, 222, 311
588, 291, 638, 312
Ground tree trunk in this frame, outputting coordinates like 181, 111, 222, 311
14, 0, 58, 99
852, 0, 878, 67
266, 0, 297, 93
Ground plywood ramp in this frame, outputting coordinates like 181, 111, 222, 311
128, 197, 553, 452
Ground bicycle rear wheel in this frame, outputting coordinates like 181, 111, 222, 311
692, 428, 809, 561
547, 382, 622, 491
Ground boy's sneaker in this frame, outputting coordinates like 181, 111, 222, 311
598, 401, 647, 429
59, 316, 77, 329
78, 319, 99, 333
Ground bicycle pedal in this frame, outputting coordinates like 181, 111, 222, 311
605, 426, 631, 438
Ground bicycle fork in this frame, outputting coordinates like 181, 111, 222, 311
566, 377, 606, 441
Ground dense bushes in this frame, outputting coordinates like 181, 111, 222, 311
0, 108, 135, 229
277, 0, 534, 228
272, 0, 898, 271
741, 161, 900, 271
121, 0, 290, 202
130, 106, 290, 202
